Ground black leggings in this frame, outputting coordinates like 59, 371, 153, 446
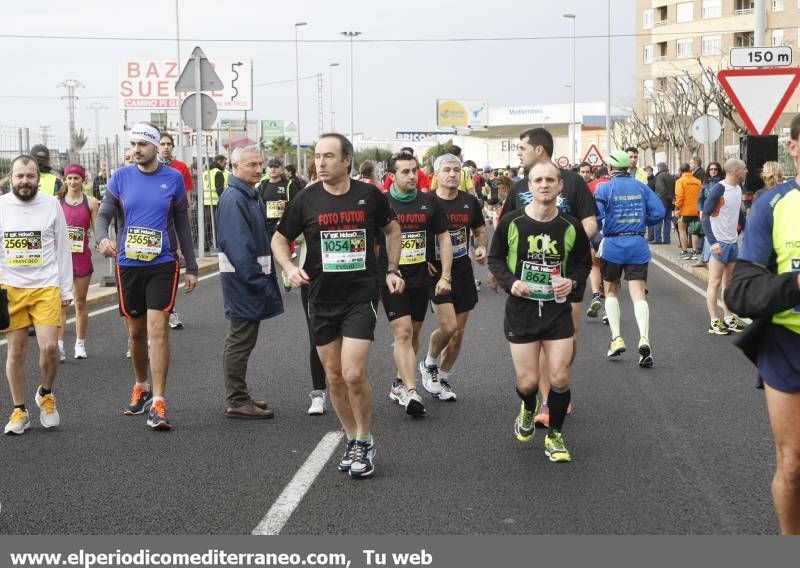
300, 286, 327, 391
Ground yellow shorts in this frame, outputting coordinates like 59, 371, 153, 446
2, 286, 62, 331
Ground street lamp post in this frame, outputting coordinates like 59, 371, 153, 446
563, 13, 577, 165
340, 31, 362, 142
295, 22, 307, 168
606, 0, 612, 158
329, 62, 339, 131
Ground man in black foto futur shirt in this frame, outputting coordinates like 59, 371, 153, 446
495, 127, 597, 427
273, 133, 404, 480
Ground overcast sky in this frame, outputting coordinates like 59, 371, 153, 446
2, 0, 636, 147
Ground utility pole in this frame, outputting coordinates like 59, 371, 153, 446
317, 73, 324, 139
40, 126, 51, 148
57, 79, 85, 153
755, 0, 765, 47
341, 31, 362, 141
87, 103, 107, 156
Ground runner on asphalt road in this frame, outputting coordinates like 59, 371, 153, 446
272, 133, 404, 479
96, 122, 198, 431
380, 150, 452, 417
488, 161, 591, 462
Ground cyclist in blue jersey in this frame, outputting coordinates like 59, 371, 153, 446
96, 122, 198, 431
595, 150, 665, 367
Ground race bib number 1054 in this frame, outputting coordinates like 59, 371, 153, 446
321, 229, 367, 272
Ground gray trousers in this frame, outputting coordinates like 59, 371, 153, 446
223, 319, 261, 406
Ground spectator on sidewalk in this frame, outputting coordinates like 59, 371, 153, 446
674, 163, 702, 260
652, 163, 675, 245
697, 161, 723, 265
691, 156, 706, 184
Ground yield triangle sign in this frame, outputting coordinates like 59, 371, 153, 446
718, 68, 800, 135
582, 144, 604, 167
175, 46, 223, 93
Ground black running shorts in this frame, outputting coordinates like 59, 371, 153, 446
600, 260, 648, 283
503, 296, 574, 344
381, 286, 429, 322
308, 300, 378, 346
117, 260, 180, 319
430, 270, 477, 314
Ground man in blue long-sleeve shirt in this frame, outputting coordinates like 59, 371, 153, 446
594, 150, 665, 367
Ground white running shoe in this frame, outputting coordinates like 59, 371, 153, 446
58, 346, 66, 362
419, 361, 442, 397
169, 312, 184, 329
308, 390, 326, 415
438, 378, 458, 401
35, 388, 60, 428
4, 408, 30, 435
74, 342, 87, 360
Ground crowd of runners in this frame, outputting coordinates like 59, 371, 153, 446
2, 116, 800, 533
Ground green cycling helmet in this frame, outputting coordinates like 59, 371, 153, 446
606, 150, 631, 169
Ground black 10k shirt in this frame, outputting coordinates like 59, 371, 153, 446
277, 179, 396, 304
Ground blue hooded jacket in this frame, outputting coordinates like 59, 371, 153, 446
215, 175, 284, 321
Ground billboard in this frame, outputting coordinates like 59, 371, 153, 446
118, 60, 252, 111
260, 120, 285, 143
436, 99, 489, 129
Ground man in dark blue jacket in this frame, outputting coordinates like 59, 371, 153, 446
216, 145, 284, 419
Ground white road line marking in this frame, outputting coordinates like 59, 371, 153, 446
253, 431, 344, 535
0, 271, 220, 347
651, 258, 725, 309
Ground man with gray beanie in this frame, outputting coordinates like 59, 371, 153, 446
652, 162, 675, 245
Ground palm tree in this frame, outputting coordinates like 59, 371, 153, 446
266, 136, 295, 163
70, 128, 87, 163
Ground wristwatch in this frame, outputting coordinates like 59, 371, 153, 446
387, 268, 403, 279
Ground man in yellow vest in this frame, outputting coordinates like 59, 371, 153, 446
204, 154, 229, 201
30, 144, 62, 196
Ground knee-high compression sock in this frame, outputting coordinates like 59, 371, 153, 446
548, 386, 571, 433
516, 387, 539, 412
605, 296, 621, 338
634, 300, 650, 341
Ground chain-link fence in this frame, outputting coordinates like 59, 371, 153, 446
0, 125, 125, 178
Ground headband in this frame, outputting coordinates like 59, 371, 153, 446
64, 164, 86, 180
129, 123, 160, 146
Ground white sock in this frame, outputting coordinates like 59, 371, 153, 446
152, 395, 165, 404
605, 297, 622, 338
75, 339, 85, 347
136, 381, 151, 391
633, 300, 650, 341
57, 340, 64, 350
425, 355, 439, 367
438, 369, 451, 381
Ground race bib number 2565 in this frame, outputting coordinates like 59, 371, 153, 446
125, 227, 163, 262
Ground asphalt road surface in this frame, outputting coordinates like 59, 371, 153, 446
0, 257, 777, 535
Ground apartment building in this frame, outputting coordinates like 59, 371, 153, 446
636, 0, 800, 155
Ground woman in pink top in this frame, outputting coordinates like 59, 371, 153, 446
57, 164, 99, 360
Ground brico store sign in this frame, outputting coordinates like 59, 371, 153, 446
118, 60, 252, 111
